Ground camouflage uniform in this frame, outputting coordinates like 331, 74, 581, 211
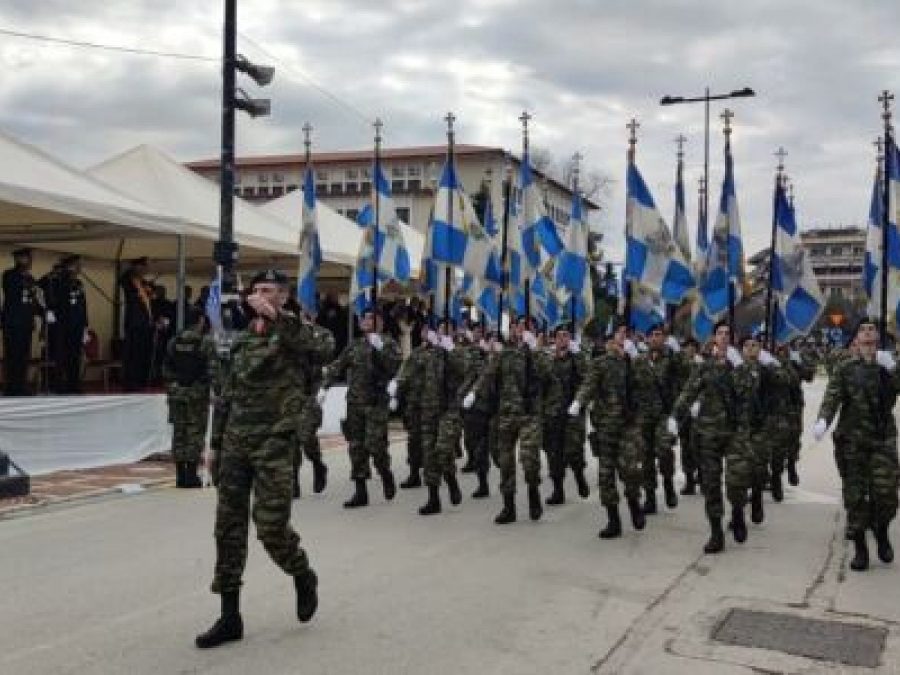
817, 355, 900, 539
461, 342, 491, 475
786, 351, 816, 468
210, 313, 319, 595
396, 343, 430, 476
829, 350, 855, 479
675, 355, 700, 486
633, 348, 679, 504
543, 348, 588, 484
324, 333, 402, 480
417, 344, 467, 488
765, 355, 798, 494
576, 351, 642, 506
163, 328, 216, 463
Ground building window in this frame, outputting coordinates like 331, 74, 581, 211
810, 246, 826, 257
362, 167, 371, 179
234, 172, 242, 185
346, 169, 358, 180
330, 183, 343, 195
287, 184, 299, 192
392, 166, 405, 178
272, 186, 284, 197
258, 186, 270, 197
853, 246, 864, 255
830, 287, 843, 298
258, 173, 269, 184
407, 166, 421, 177
316, 184, 328, 197
243, 187, 256, 197
396, 207, 411, 223
346, 208, 359, 222
390, 180, 404, 194
346, 183, 359, 194
830, 246, 844, 256
316, 170, 329, 181
233, 187, 241, 196
361, 181, 372, 194
272, 172, 284, 183
407, 179, 421, 192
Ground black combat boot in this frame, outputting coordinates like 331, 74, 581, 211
471, 471, 490, 499
770, 474, 784, 503
400, 468, 422, 489
627, 496, 646, 530
731, 504, 748, 544
175, 462, 186, 488
460, 457, 477, 473
642, 489, 658, 515
750, 485, 765, 524
599, 505, 622, 539
787, 460, 799, 487
574, 468, 590, 499
875, 525, 894, 564
343, 479, 368, 509
663, 477, 678, 509
292, 470, 301, 500
680, 472, 697, 496
528, 484, 543, 521
419, 485, 441, 515
379, 469, 396, 501
545, 478, 565, 506
294, 569, 318, 622
494, 493, 516, 525
195, 591, 243, 649
445, 473, 462, 506
850, 532, 870, 571
312, 460, 327, 494
704, 517, 725, 554
185, 461, 203, 488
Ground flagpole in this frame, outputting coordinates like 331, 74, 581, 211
498, 155, 512, 340
444, 112, 456, 326
721, 109, 736, 337
302, 121, 314, 316
879, 90, 894, 347
624, 118, 639, 329
571, 151, 582, 334
371, 118, 383, 312
670, 135, 687, 329
520, 110, 532, 326
766, 148, 787, 351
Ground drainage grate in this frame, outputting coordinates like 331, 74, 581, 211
712, 608, 887, 668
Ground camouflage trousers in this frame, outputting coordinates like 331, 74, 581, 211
678, 418, 699, 479
211, 427, 310, 594
832, 428, 849, 479
767, 415, 793, 479
787, 410, 803, 464
492, 413, 542, 495
293, 399, 323, 469
168, 393, 209, 462
842, 435, 899, 538
463, 409, 492, 474
343, 402, 391, 480
422, 410, 461, 487
404, 406, 423, 471
542, 414, 586, 480
592, 423, 643, 506
640, 417, 676, 492
696, 427, 749, 520
731, 427, 766, 491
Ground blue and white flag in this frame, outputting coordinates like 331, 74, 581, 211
461, 273, 500, 327
357, 159, 411, 284
349, 224, 376, 316
517, 154, 564, 274
431, 161, 503, 287
624, 163, 695, 304
296, 165, 322, 316
555, 190, 594, 326
864, 165, 885, 318
771, 181, 824, 342
673, 159, 691, 262
483, 192, 499, 238
205, 266, 223, 334
631, 283, 667, 334
697, 146, 743, 318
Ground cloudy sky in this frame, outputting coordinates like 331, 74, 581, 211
1, 0, 899, 261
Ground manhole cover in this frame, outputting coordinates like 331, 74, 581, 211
712, 608, 887, 668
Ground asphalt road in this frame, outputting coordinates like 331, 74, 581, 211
0, 379, 897, 674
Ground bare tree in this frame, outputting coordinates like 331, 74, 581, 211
531, 145, 612, 204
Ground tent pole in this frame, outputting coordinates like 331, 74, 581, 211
175, 234, 186, 332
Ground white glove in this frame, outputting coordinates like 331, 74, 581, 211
726, 345, 743, 368
45, 310, 56, 324
638, 341, 648, 353
479, 339, 488, 351
667, 417, 679, 435
316, 388, 327, 406
426, 330, 440, 347
465, 329, 474, 342
521, 330, 537, 350
876, 350, 897, 372
493, 341, 503, 353
693, 354, 704, 364
387, 379, 398, 398
624, 339, 639, 359
440, 335, 455, 351
569, 340, 581, 354
812, 418, 828, 441
82, 328, 91, 345
665, 336, 681, 353
690, 400, 700, 418
758, 349, 778, 367
389, 397, 398, 412
789, 349, 801, 365
462, 391, 475, 409
368, 333, 384, 351
568, 400, 581, 416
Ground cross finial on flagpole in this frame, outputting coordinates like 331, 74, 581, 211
302, 122, 313, 162
879, 90, 894, 125
445, 111, 456, 146
675, 134, 687, 161
875, 137, 885, 161
572, 151, 583, 192
774, 146, 788, 175
721, 109, 734, 137
374, 117, 384, 147
520, 110, 531, 153
787, 180, 794, 207
698, 175, 706, 195
626, 118, 639, 162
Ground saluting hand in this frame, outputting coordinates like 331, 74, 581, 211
247, 292, 277, 320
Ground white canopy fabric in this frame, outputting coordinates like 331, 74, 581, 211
261, 188, 424, 274
0, 129, 188, 255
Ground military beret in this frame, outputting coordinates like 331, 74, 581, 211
250, 268, 289, 288
12, 247, 32, 257
60, 254, 81, 265
130, 256, 149, 266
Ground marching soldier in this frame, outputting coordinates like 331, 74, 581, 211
163, 309, 216, 488
459, 325, 493, 499
543, 326, 589, 505
785, 340, 816, 486
320, 308, 401, 509
391, 324, 432, 489
197, 269, 319, 649
813, 317, 899, 572
678, 338, 703, 495
2, 248, 43, 395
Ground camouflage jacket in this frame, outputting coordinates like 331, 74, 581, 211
543, 349, 588, 418
421, 345, 468, 414
473, 343, 552, 417
673, 357, 737, 433
818, 354, 900, 440
732, 360, 789, 431
642, 346, 681, 416
280, 323, 335, 421
162, 328, 217, 400
396, 343, 431, 411
324, 333, 402, 407
576, 351, 629, 431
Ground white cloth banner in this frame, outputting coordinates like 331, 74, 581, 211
0, 395, 170, 476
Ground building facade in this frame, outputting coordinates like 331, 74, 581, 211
186, 144, 599, 237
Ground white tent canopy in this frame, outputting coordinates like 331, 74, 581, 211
261, 188, 424, 274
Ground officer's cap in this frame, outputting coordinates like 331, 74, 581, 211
60, 254, 81, 266
12, 247, 32, 258
250, 269, 289, 288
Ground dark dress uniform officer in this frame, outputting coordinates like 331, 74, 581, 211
54, 255, 88, 393
119, 257, 154, 391
2, 248, 42, 395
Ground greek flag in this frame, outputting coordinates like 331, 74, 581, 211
771, 181, 824, 342
431, 161, 503, 286
205, 266, 223, 333
357, 159, 411, 283
864, 165, 885, 318
517, 153, 564, 273
631, 283, 666, 334
698, 146, 743, 318
555, 190, 594, 326
296, 166, 321, 316
349, 226, 376, 316
483, 191, 498, 238
624, 163, 695, 304
673, 158, 691, 262
461, 274, 500, 327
